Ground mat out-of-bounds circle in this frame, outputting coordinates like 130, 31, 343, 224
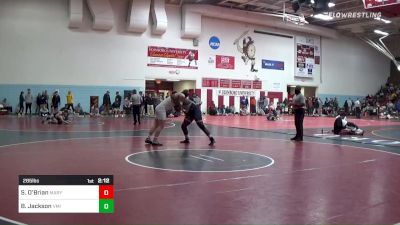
125, 149, 275, 172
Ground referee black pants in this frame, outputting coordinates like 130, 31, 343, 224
132, 105, 141, 124
294, 108, 305, 140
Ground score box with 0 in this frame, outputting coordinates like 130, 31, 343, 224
18, 175, 114, 213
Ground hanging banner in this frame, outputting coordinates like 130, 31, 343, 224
202, 78, 219, 87
219, 79, 231, 88
252, 80, 262, 89
217, 89, 256, 97
242, 80, 252, 89
231, 80, 242, 89
147, 46, 198, 69
216, 55, 235, 70
295, 36, 320, 78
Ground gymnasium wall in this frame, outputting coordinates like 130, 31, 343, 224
0, 0, 390, 112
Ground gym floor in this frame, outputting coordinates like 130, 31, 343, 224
1, 115, 400, 224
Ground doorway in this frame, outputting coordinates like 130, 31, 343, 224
287, 85, 317, 99
145, 79, 196, 98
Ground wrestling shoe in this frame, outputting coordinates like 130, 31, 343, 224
180, 139, 190, 144
145, 137, 152, 144
209, 137, 215, 146
151, 141, 163, 146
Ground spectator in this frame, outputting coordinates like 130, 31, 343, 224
74, 103, 83, 115
112, 91, 122, 117
250, 97, 257, 115
264, 97, 269, 112
51, 90, 61, 113
66, 90, 74, 112
208, 101, 217, 115
44, 90, 49, 110
123, 97, 131, 116
139, 91, 146, 117
40, 91, 47, 111
143, 93, 150, 116
347, 98, 353, 115
25, 89, 33, 115
102, 90, 111, 115
218, 104, 226, 115
354, 98, 361, 119
36, 92, 42, 115
131, 89, 141, 125
18, 91, 24, 116
344, 99, 349, 114
147, 93, 155, 116
1, 98, 12, 113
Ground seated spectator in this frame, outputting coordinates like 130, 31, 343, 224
333, 112, 364, 135
39, 105, 49, 117
74, 103, 84, 115
112, 91, 122, 117
396, 99, 400, 115
266, 102, 279, 121
1, 98, 9, 107
123, 97, 131, 116
218, 105, 226, 116
90, 105, 100, 117
1, 98, 12, 113
240, 107, 248, 116
208, 101, 217, 115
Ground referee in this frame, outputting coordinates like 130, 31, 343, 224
290, 86, 306, 141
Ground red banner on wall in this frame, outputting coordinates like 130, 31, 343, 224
219, 79, 231, 88
252, 80, 262, 89
242, 80, 252, 89
147, 46, 198, 69
231, 80, 242, 89
202, 78, 262, 89
202, 78, 219, 87
216, 55, 235, 70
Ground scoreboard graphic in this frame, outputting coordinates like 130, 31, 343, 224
18, 175, 114, 213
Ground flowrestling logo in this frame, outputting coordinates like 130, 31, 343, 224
326, 11, 381, 18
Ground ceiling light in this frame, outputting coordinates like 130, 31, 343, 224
328, 2, 335, 7
374, 17, 392, 24
313, 13, 333, 20
166, 79, 180, 82
374, 29, 389, 36
146, 78, 155, 81
397, 64, 400, 71
310, 0, 315, 3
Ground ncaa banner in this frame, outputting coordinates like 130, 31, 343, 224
147, 46, 198, 69
295, 36, 320, 78
216, 55, 235, 70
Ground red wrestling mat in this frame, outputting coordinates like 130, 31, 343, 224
1, 136, 400, 224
